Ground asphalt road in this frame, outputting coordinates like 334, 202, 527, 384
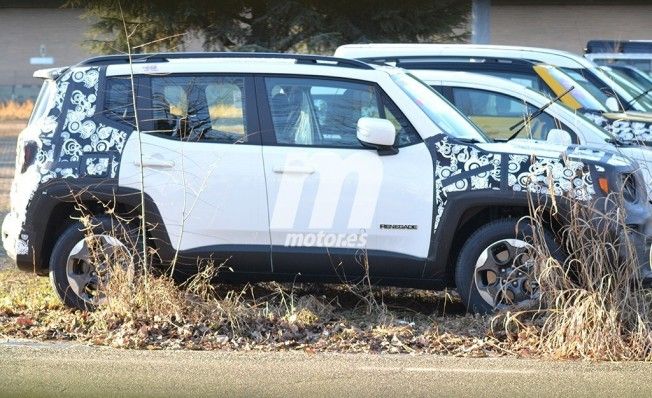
1, 339, 651, 398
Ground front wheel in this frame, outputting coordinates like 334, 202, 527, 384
455, 218, 563, 314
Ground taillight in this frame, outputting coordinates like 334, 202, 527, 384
20, 141, 38, 173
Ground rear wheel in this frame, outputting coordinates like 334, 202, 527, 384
455, 218, 563, 314
49, 217, 138, 311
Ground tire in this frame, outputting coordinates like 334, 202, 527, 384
454, 218, 564, 314
49, 216, 139, 311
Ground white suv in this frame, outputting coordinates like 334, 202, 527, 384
3, 52, 651, 313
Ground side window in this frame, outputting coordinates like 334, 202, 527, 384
104, 76, 136, 127
149, 75, 247, 143
264, 77, 420, 148
451, 87, 565, 141
431, 85, 447, 96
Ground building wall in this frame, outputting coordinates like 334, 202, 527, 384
490, 5, 652, 54
0, 8, 89, 99
4, 4, 651, 100
0, 7, 202, 101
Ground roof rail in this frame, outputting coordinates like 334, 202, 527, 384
357, 55, 537, 67
77, 52, 374, 70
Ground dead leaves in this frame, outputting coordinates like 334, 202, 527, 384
0, 270, 541, 357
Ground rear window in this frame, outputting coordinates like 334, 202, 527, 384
28, 80, 57, 126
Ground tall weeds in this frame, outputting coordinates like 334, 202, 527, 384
501, 193, 652, 360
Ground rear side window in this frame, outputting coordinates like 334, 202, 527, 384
148, 75, 247, 143
104, 76, 136, 127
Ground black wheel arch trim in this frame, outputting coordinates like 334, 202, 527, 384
14, 178, 175, 271
423, 189, 572, 284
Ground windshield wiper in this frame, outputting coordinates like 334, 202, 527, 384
624, 87, 652, 111
506, 86, 575, 142
456, 138, 481, 144
605, 137, 626, 146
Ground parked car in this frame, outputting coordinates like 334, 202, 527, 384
585, 40, 652, 74
600, 65, 652, 91
3, 52, 651, 314
600, 65, 652, 111
334, 44, 652, 144
413, 70, 652, 198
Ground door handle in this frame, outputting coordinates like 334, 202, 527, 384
273, 165, 315, 174
133, 157, 175, 168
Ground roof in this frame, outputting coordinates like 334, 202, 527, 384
334, 44, 594, 69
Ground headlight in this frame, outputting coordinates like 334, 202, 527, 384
597, 172, 639, 203
622, 173, 638, 203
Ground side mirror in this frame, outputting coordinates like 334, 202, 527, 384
357, 117, 397, 155
547, 129, 573, 146
605, 96, 620, 112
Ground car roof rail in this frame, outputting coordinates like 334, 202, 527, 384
358, 55, 538, 68
77, 52, 374, 70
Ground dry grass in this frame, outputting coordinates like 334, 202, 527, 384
0, 100, 33, 121
1, 266, 502, 354
534, 197, 652, 360
0, 210, 496, 353
3, 211, 490, 353
493, 194, 652, 361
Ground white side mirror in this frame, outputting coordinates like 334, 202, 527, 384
605, 96, 620, 112
357, 117, 397, 152
547, 129, 573, 146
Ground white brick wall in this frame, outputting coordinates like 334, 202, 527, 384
491, 5, 652, 54
0, 8, 88, 86
0, 7, 203, 100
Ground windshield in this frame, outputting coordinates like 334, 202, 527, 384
602, 67, 652, 111
554, 101, 620, 143
390, 72, 490, 142
613, 66, 652, 89
540, 66, 609, 112
585, 66, 647, 111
